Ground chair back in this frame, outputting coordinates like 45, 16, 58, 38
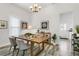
16, 39, 29, 50
9, 37, 17, 46
44, 43, 55, 56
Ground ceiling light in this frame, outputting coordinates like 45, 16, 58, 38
30, 4, 41, 12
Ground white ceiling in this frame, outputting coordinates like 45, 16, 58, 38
14, 3, 53, 8
11, 3, 54, 12
10, 3, 79, 13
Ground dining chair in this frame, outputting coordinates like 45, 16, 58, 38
16, 38, 31, 56
44, 32, 51, 43
72, 38, 79, 56
44, 42, 58, 56
9, 36, 17, 55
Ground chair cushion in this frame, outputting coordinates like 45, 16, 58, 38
16, 39, 30, 50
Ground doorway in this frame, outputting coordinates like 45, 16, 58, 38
59, 12, 73, 39
58, 12, 73, 56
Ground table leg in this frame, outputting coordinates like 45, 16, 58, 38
27, 41, 29, 45
42, 42, 44, 50
35, 43, 45, 56
31, 41, 34, 56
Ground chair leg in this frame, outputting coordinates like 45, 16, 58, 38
22, 50, 26, 56
12, 46, 16, 56
12, 47, 15, 56
9, 45, 12, 53
16, 49, 19, 56
73, 51, 74, 56
73, 48, 75, 56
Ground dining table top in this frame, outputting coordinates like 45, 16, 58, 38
15, 34, 49, 44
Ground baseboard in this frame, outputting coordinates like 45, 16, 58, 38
59, 36, 68, 39
60, 37, 68, 39
0, 43, 10, 49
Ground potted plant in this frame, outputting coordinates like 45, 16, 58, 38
75, 25, 79, 36
24, 33, 34, 37
52, 34, 57, 42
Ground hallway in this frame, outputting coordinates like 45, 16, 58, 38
58, 39, 72, 56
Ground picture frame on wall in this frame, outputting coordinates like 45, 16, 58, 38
21, 22, 27, 29
41, 20, 49, 29
0, 20, 8, 29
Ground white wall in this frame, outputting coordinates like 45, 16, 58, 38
55, 3, 79, 33
0, 4, 32, 47
31, 3, 79, 36
31, 4, 59, 35
74, 10, 79, 26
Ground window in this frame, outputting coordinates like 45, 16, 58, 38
9, 16, 21, 37
60, 24, 67, 31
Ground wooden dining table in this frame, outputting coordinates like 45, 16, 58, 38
15, 35, 49, 56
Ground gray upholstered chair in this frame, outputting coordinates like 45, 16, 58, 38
9, 36, 17, 55
16, 38, 30, 56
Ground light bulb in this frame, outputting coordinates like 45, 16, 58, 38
30, 4, 41, 12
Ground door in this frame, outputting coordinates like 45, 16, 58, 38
59, 12, 73, 39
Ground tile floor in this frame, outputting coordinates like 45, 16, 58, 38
0, 39, 77, 56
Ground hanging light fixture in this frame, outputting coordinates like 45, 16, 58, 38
30, 4, 41, 12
